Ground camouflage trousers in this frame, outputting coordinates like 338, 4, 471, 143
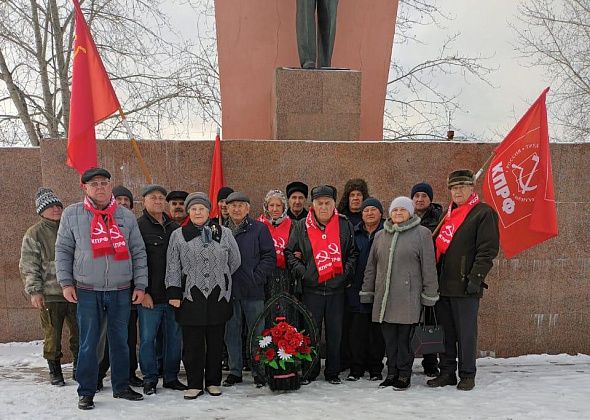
39, 301, 79, 361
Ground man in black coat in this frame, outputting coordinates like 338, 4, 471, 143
428, 170, 499, 391
285, 185, 358, 384
411, 181, 443, 377
286, 181, 309, 221
137, 185, 186, 395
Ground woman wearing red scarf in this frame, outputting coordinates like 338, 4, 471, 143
257, 190, 297, 323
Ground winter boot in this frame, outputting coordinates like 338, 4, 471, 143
457, 377, 475, 391
392, 376, 411, 391
426, 374, 457, 388
48, 360, 65, 386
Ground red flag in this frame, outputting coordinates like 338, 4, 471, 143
66, 0, 121, 174
208, 129, 225, 218
482, 87, 558, 258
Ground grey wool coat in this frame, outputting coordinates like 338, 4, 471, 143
360, 215, 439, 324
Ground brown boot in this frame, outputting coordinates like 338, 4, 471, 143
426, 374, 457, 388
457, 377, 475, 391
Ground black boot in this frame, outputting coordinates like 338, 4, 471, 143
48, 360, 65, 386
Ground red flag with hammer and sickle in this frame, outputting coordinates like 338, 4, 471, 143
482, 87, 558, 258
67, 0, 121, 174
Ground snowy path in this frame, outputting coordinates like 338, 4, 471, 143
0, 341, 588, 420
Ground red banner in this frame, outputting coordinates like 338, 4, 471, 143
67, 0, 120, 174
208, 130, 225, 218
482, 87, 558, 258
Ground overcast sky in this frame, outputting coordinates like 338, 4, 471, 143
166, 0, 549, 142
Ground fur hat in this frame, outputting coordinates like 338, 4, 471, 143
447, 169, 474, 189
286, 181, 309, 199
35, 188, 62, 215
337, 178, 369, 213
388, 196, 414, 216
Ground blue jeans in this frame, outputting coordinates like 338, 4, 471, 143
76, 288, 131, 396
138, 303, 182, 384
224, 299, 264, 377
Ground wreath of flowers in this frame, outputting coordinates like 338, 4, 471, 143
254, 321, 315, 370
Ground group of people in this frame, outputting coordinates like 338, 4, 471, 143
19, 166, 499, 410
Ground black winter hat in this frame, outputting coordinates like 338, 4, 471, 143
166, 190, 189, 202
311, 185, 337, 201
81, 167, 111, 184
286, 181, 309, 199
35, 188, 62, 215
410, 182, 434, 202
112, 185, 134, 209
360, 197, 384, 215
217, 187, 234, 202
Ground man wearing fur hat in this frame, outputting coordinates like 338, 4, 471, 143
56, 167, 147, 409
286, 181, 309, 221
20, 188, 78, 387
410, 181, 443, 377
427, 170, 499, 391
285, 185, 358, 385
337, 178, 369, 227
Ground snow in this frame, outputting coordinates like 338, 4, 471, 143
1, 341, 589, 420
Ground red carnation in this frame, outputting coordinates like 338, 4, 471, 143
262, 329, 271, 336
299, 346, 311, 354
265, 348, 276, 361
303, 336, 311, 345
255, 353, 261, 362
285, 345, 297, 355
278, 339, 289, 349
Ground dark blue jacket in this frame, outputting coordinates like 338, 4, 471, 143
346, 219, 384, 313
230, 216, 276, 300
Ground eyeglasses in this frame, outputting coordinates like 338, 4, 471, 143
87, 180, 110, 188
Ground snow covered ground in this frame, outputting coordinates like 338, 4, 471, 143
1, 341, 589, 420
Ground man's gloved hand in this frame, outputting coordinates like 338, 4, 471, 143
465, 278, 481, 295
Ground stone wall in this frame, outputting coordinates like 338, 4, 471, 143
1, 139, 588, 357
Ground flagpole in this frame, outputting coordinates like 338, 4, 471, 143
117, 108, 153, 183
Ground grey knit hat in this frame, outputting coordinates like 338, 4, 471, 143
388, 196, 414, 216
35, 188, 62, 215
185, 192, 211, 212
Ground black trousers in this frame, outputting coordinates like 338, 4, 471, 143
303, 292, 344, 380
98, 309, 138, 380
182, 323, 225, 389
347, 312, 384, 377
381, 323, 414, 378
436, 296, 479, 379
421, 307, 439, 371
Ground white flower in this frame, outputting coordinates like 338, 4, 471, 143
278, 348, 293, 361
258, 336, 272, 348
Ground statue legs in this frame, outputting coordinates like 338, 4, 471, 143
296, 0, 339, 68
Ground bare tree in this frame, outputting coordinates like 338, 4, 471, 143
0, 0, 220, 147
512, 0, 590, 142
383, 0, 495, 140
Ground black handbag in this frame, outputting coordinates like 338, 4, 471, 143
410, 306, 445, 356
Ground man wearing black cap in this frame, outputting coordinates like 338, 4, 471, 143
222, 192, 276, 388
166, 190, 189, 226
113, 185, 134, 210
427, 170, 499, 391
285, 185, 358, 384
216, 186, 234, 225
137, 185, 185, 395
56, 167, 148, 409
286, 181, 309, 221
410, 181, 443, 377
20, 188, 78, 387
343, 197, 385, 382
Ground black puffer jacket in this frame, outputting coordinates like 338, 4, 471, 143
437, 203, 499, 298
419, 203, 443, 232
137, 210, 179, 304
285, 215, 358, 295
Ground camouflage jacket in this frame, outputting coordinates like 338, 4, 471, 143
19, 218, 65, 302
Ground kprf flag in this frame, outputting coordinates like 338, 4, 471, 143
67, 0, 121, 174
208, 129, 225, 218
482, 87, 558, 258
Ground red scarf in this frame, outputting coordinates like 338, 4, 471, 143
305, 208, 343, 283
435, 192, 480, 262
257, 215, 292, 269
84, 196, 130, 260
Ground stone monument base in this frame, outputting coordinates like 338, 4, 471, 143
272, 67, 361, 141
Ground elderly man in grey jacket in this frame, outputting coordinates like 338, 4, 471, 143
56, 167, 148, 410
